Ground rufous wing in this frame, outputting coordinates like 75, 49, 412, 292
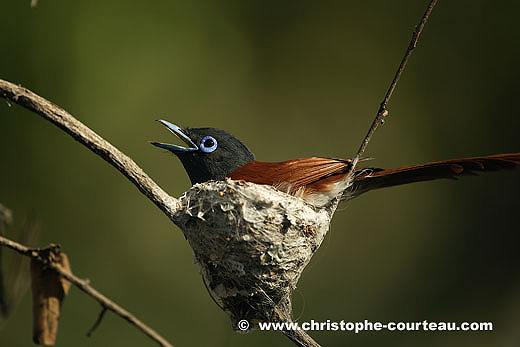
228, 157, 351, 195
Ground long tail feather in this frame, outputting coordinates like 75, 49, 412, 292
344, 153, 520, 200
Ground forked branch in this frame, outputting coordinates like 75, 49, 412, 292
0, 235, 173, 347
350, 0, 438, 170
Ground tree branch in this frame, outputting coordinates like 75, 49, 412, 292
351, 0, 438, 170
0, 79, 179, 221
276, 308, 320, 347
0, 235, 174, 347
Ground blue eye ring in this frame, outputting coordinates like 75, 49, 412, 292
200, 136, 217, 153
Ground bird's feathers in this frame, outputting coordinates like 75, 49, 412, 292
229, 153, 520, 205
229, 157, 351, 194
346, 153, 520, 200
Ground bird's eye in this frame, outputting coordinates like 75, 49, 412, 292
200, 136, 217, 153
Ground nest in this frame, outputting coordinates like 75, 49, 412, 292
173, 179, 339, 330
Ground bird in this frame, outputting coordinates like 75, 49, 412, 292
151, 120, 520, 207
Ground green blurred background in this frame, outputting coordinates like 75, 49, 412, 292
1, 1, 519, 346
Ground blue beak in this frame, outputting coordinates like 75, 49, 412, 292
151, 120, 198, 152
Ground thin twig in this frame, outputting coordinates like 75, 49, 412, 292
350, 0, 438, 170
0, 235, 174, 347
86, 305, 108, 337
0, 79, 179, 221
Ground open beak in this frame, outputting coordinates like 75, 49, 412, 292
151, 120, 198, 152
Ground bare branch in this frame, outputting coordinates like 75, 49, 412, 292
281, 329, 320, 347
351, 0, 439, 170
276, 308, 320, 347
0, 235, 174, 347
86, 305, 108, 337
0, 79, 179, 221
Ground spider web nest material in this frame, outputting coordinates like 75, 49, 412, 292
173, 179, 340, 330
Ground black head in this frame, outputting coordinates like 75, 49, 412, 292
151, 120, 255, 185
